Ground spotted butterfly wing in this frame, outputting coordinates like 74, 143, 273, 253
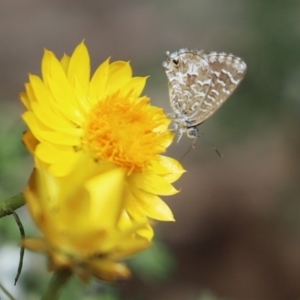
163, 49, 212, 128
199, 52, 247, 123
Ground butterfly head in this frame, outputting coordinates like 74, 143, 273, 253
163, 50, 183, 70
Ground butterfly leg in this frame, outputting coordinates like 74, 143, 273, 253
176, 127, 186, 142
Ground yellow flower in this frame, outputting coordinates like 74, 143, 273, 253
21, 42, 185, 240
23, 160, 150, 282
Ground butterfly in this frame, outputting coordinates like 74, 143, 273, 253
163, 49, 247, 141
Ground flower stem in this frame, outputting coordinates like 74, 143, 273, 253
0, 193, 25, 217
41, 269, 72, 300
0, 281, 15, 300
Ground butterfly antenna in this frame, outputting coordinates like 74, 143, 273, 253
199, 131, 223, 158
180, 143, 193, 162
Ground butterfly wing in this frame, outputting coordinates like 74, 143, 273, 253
163, 50, 212, 127
195, 52, 247, 123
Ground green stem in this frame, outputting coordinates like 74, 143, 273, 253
0, 193, 25, 218
41, 269, 72, 300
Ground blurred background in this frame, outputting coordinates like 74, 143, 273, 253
1, 0, 300, 299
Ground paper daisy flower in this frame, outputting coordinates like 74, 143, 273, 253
21, 42, 184, 240
23, 161, 150, 282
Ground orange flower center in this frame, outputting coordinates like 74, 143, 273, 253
82, 94, 170, 172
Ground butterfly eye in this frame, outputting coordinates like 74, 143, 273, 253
186, 127, 198, 139
172, 59, 179, 66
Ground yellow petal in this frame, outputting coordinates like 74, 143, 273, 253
60, 54, 70, 73
35, 142, 73, 162
67, 42, 90, 94
47, 75, 85, 125
135, 223, 154, 241
84, 168, 126, 227
130, 172, 179, 196
42, 50, 85, 125
20, 92, 30, 110
47, 152, 82, 177
107, 61, 132, 95
23, 130, 39, 155
22, 112, 81, 146
22, 82, 37, 110
30, 101, 80, 136
29, 74, 71, 124
130, 188, 175, 221
22, 237, 49, 253
41, 49, 53, 84
120, 76, 148, 98
89, 58, 110, 103
150, 156, 185, 183
91, 259, 131, 282
108, 237, 151, 258
29, 74, 55, 108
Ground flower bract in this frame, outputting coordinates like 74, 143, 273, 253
23, 161, 150, 282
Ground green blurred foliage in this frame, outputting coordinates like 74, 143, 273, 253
129, 241, 176, 283
0, 117, 29, 200
59, 277, 123, 300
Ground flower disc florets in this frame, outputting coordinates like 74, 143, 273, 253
83, 94, 169, 172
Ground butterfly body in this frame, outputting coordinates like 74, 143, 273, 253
163, 48, 247, 140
